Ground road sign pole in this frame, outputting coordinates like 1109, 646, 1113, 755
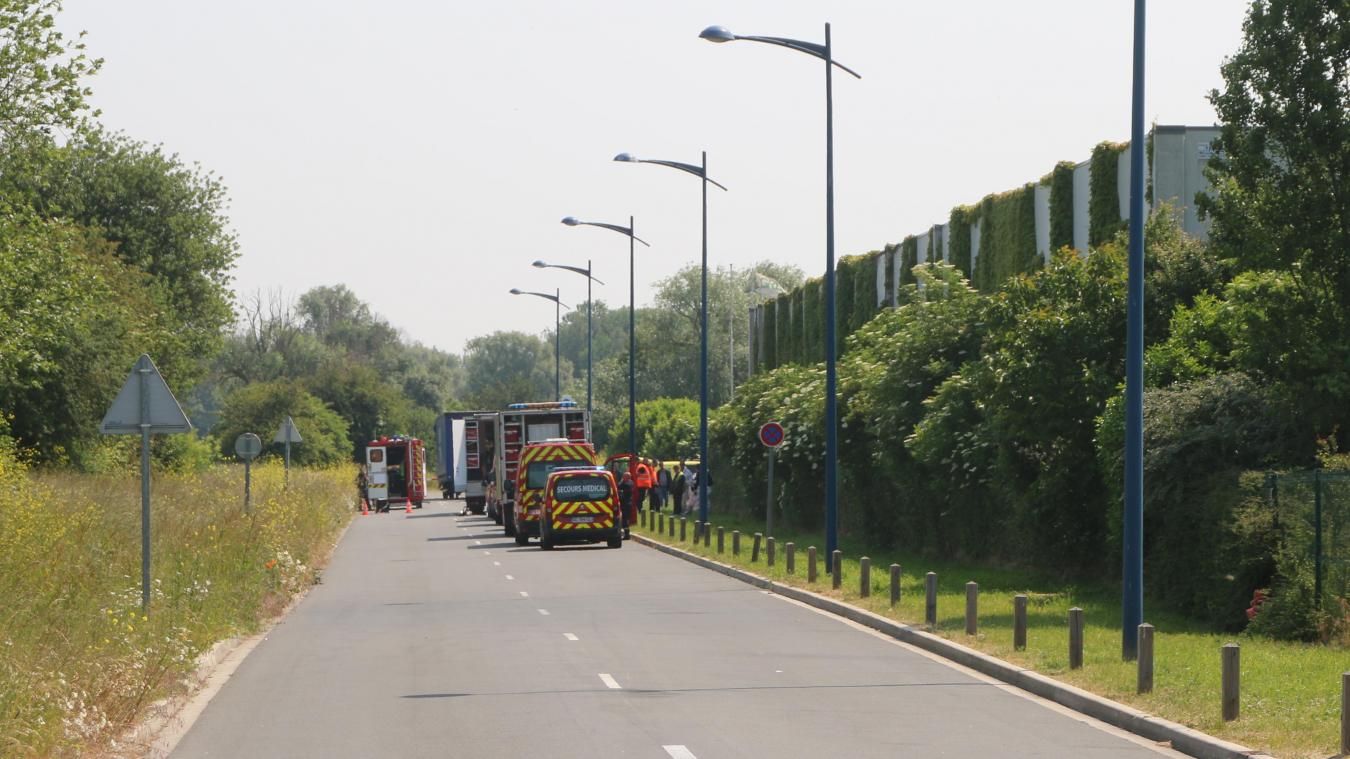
138, 364, 151, 613
245, 460, 252, 514
284, 438, 291, 489
766, 447, 775, 537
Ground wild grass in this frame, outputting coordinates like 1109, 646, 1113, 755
637, 509, 1347, 759
0, 454, 354, 757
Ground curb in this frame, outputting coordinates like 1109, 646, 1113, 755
632, 532, 1275, 759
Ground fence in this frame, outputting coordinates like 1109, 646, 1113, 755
1267, 470, 1350, 609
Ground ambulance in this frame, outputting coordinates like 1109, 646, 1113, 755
365, 435, 426, 512
512, 437, 596, 545
539, 467, 622, 550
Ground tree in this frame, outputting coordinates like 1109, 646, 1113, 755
462, 331, 564, 409
606, 397, 699, 460
0, 130, 239, 389
1201, 0, 1350, 427
0, 0, 101, 146
213, 381, 350, 467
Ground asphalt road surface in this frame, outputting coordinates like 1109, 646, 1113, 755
170, 499, 1183, 758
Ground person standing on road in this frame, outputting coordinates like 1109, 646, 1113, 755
670, 462, 687, 516
355, 465, 369, 510
617, 471, 635, 537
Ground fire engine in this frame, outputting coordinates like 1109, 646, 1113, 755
364, 435, 426, 512
468, 400, 591, 537
513, 438, 596, 545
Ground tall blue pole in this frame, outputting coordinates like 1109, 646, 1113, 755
629, 216, 637, 456
1122, 0, 1147, 661
587, 259, 593, 413
699, 151, 710, 524
554, 287, 561, 400
823, 22, 840, 570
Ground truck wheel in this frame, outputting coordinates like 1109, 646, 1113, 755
607, 535, 623, 549
514, 528, 529, 546
504, 510, 516, 537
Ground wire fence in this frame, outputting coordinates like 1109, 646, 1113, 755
1267, 470, 1350, 608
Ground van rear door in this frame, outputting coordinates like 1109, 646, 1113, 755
366, 445, 388, 502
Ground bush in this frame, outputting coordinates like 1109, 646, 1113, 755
607, 397, 699, 460
213, 381, 351, 466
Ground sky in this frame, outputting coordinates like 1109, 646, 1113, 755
59, 0, 1254, 354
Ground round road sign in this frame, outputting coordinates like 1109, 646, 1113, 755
758, 422, 785, 448
234, 432, 263, 461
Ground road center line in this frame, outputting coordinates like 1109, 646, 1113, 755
505, 574, 514, 580
563, 633, 578, 641
662, 747, 696, 759
598, 673, 621, 690
493, 561, 501, 566
519, 591, 529, 597
537, 609, 550, 616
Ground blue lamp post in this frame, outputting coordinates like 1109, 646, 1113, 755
533, 260, 604, 413
700, 23, 859, 568
509, 287, 568, 399
613, 152, 727, 526
1122, 0, 1147, 661
561, 217, 649, 455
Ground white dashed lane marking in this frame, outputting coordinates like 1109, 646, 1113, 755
505, 575, 514, 580
663, 747, 696, 759
519, 591, 529, 598
563, 633, 578, 641
537, 609, 550, 616
598, 673, 621, 690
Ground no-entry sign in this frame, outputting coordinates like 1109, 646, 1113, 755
759, 422, 785, 448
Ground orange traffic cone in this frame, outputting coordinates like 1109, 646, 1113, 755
361, 499, 369, 516
405, 499, 412, 515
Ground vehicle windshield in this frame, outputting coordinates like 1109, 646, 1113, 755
551, 476, 611, 502
527, 460, 590, 490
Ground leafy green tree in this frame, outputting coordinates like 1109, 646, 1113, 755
462, 330, 565, 409
0, 0, 101, 146
0, 207, 161, 463
1201, 0, 1350, 427
606, 397, 699, 460
213, 381, 349, 467
0, 130, 239, 389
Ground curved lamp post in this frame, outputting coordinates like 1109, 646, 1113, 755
533, 260, 604, 413
509, 287, 568, 400
613, 151, 726, 526
561, 216, 649, 455
701, 23, 859, 568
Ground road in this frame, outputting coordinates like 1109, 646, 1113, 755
170, 499, 1182, 758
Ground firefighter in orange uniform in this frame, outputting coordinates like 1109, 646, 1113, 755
633, 459, 654, 514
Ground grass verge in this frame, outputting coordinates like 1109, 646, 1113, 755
0, 453, 354, 757
636, 509, 1345, 759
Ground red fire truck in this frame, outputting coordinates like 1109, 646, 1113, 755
364, 435, 427, 512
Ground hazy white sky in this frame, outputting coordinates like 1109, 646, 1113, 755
61, 1, 1252, 354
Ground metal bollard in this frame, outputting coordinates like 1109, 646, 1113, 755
1341, 672, 1349, 754
703, 522, 710, 547
924, 572, 937, 626
965, 582, 978, 635
1014, 594, 1028, 651
808, 546, 818, 583
889, 564, 901, 607
786, 542, 795, 574
752, 533, 762, 562
679, 518, 686, 542
831, 550, 842, 590
767, 537, 776, 567
657, 513, 663, 533
640, 510, 646, 529
733, 530, 741, 556
1137, 623, 1154, 694
668, 514, 675, 538
1222, 643, 1240, 721
717, 526, 725, 554
860, 557, 871, 598
1068, 608, 1084, 670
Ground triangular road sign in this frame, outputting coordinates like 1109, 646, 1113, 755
274, 415, 303, 444
100, 354, 192, 434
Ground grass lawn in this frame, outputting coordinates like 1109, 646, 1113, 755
636, 508, 1347, 759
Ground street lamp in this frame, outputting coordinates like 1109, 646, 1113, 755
613, 151, 727, 527
533, 260, 604, 413
561, 216, 649, 455
701, 23, 860, 568
509, 287, 568, 400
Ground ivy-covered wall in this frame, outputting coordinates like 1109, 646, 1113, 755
972, 184, 1038, 292
949, 206, 975, 277
851, 251, 879, 330
1089, 141, 1128, 246
802, 278, 822, 365
760, 296, 777, 370
1049, 161, 1075, 251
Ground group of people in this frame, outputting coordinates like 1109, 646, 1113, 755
617, 458, 711, 519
